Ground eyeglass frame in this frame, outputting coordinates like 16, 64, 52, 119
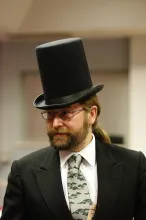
40, 107, 87, 121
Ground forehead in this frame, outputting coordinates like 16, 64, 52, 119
50, 103, 82, 111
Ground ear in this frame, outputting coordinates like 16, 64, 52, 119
88, 106, 97, 125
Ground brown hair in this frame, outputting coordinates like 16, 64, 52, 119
80, 95, 111, 144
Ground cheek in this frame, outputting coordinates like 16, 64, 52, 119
46, 122, 52, 130
73, 117, 85, 130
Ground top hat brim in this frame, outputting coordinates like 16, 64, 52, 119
33, 85, 104, 110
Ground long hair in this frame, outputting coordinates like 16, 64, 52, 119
80, 95, 111, 144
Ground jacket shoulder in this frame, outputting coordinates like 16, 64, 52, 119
96, 139, 145, 162
15, 146, 57, 167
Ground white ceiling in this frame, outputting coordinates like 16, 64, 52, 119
0, 0, 146, 40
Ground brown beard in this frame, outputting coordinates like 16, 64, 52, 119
47, 116, 90, 151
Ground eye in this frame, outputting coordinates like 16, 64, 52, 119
61, 111, 69, 116
46, 112, 55, 119
60, 111, 72, 119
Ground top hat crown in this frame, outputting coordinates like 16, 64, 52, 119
33, 37, 103, 109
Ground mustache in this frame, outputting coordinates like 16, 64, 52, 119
47, 128, 70, 135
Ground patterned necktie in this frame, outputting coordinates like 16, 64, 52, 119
67, 154, 91, 220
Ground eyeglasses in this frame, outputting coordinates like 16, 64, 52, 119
41, 108, 84, 121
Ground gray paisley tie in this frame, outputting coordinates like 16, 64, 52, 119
67, 154, 91, 220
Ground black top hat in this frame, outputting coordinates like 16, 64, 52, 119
33, 37, 103, 110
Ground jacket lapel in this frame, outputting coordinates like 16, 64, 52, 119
94, 140, 125, 219
33, 147, 73, 220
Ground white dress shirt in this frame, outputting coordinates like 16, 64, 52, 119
59, 134, 98, 207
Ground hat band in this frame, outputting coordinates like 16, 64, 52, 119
45, 86, 101, 105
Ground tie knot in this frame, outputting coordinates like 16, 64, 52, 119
68, 154, 82, 169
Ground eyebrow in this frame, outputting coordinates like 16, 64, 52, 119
44, 109, 70, 112
43, 105, 82, 112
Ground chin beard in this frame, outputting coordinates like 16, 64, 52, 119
48, 134, 81, 151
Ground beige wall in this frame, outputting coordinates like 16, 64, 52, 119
128, 37, 146, 155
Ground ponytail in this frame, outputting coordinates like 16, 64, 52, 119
93, 125, 111, 144
80, 95, 111, 144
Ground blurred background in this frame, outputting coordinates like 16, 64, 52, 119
0, 0, 146, 205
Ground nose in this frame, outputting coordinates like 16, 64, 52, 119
52, 116, 64, 128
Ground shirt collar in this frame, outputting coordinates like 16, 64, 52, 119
59, 134, 96, 168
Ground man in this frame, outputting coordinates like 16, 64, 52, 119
1, 38, 146, 220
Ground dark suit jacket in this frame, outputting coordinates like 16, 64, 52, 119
1, 140, 146, 220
